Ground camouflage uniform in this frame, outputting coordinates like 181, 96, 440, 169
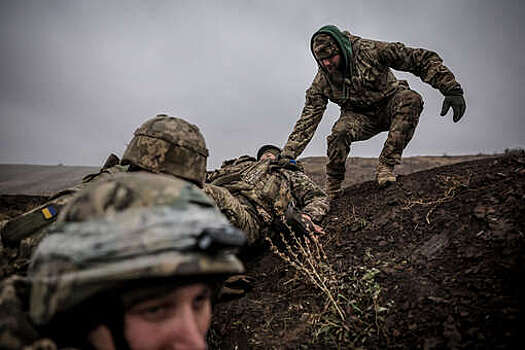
0, 164, 128, 278
0, 114, 209, 278
283, 26, 465, 193
0, 172, 245, 349
204, 155, 329, 245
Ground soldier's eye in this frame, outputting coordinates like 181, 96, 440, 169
137, 302, 172, 322
193, 287, 211, 311
128, 299, 174, 322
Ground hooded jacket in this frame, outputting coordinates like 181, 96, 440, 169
311, 25, 354, 100
282, 25, 463, 159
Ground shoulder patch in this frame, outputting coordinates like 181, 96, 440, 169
41, 205, 58, 220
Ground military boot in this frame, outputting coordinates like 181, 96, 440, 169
326, 177, 343, 201
376, 163, 396, 187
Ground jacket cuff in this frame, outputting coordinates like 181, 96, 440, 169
445, 85, 464, 96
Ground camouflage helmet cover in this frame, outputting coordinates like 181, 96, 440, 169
28, 173, 245, 325
121, 114, 209, 187
312, 33, 340, 60
58, 171, 214, 223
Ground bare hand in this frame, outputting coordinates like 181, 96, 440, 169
301, 214, 325, 235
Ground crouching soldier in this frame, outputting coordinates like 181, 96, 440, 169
282, 25, 466, 197
0, 172, 245, 349
204, 144, 329, 247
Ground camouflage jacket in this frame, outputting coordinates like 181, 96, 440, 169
0, 164, 129, 278
283, 32, 464, 158
206, 156, 329, 224
0, 275, 65, 350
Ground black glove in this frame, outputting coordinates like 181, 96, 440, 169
440, 95, 466, 123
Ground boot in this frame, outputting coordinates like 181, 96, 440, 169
376, 163, 396, 187
325, 177, 343, 201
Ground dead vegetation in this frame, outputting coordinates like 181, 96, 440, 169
265, 226, 392, 348
211, 152, 523, 349
401, 172, 472, 224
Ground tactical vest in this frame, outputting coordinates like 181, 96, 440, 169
212, 159, 295, 225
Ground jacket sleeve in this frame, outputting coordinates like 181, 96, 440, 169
0, 276, 43, 349
282, 71, 329, 159
206, 167, 234, 184
288, 171, 329, 223
376, 41, 463, 95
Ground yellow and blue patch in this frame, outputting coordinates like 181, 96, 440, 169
41, 205, 58, 220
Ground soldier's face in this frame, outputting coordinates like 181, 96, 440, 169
122, 283, 212, 350
89, 283, 212, 350
261, 151, 278, 161
87, 283, 212, 349
321, 54, 341, 73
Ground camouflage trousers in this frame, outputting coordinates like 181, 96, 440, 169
203, 184, 263, 245
326, 89, 424, 186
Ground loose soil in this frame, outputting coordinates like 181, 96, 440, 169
0, 153, 522, 349
211, 152, 524, 349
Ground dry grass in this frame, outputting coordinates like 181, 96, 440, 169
267, 226, 391, 347
402, 172, 472, 224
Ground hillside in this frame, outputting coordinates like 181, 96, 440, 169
301, 154, 495, 189
210, 151, 524, 349
0, 153, 521, 348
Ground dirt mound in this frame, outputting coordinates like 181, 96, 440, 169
211, 151, 524, 349
301, 154, 495, 190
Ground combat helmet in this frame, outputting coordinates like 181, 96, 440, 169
28, 172, 245, 326
121, 114, 209, 187
257, 144, 281, 160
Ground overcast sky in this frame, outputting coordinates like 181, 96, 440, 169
1, 0, 524, 169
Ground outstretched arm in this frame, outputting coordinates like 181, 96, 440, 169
288, 171, 329, 223
282, 72, 329, 159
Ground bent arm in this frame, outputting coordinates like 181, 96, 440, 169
377, 41, 463, 95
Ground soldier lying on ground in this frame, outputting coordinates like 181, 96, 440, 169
282, 25, 467, 198
0, 172, 245, 350
0, 114, 209, 277
204, 144, 329, 247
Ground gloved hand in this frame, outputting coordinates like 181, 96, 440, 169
440, 94, 466, 123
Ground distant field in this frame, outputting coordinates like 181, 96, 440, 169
0, 155, 496, 196
0, 164, 98, 196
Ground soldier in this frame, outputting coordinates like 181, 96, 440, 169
282, 25, 466, 198
204, 144, 329, 246
0, 172, 245, 349
0, 114, 209, 277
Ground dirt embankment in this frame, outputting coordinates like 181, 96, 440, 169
211, 151, 524, 349
301, 154, 495, 190
0, 153, 521, 349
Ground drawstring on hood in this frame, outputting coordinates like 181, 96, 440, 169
311, 25, 354, 99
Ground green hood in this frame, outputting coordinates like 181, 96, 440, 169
310, 25, 354, 99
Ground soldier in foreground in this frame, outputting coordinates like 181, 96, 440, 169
205, 144, 329, 247
0, 114, 209, 277
0, 172, 245, 349
282, 25, 466, 198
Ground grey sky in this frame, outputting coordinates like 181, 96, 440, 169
1, 0, 524, 169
